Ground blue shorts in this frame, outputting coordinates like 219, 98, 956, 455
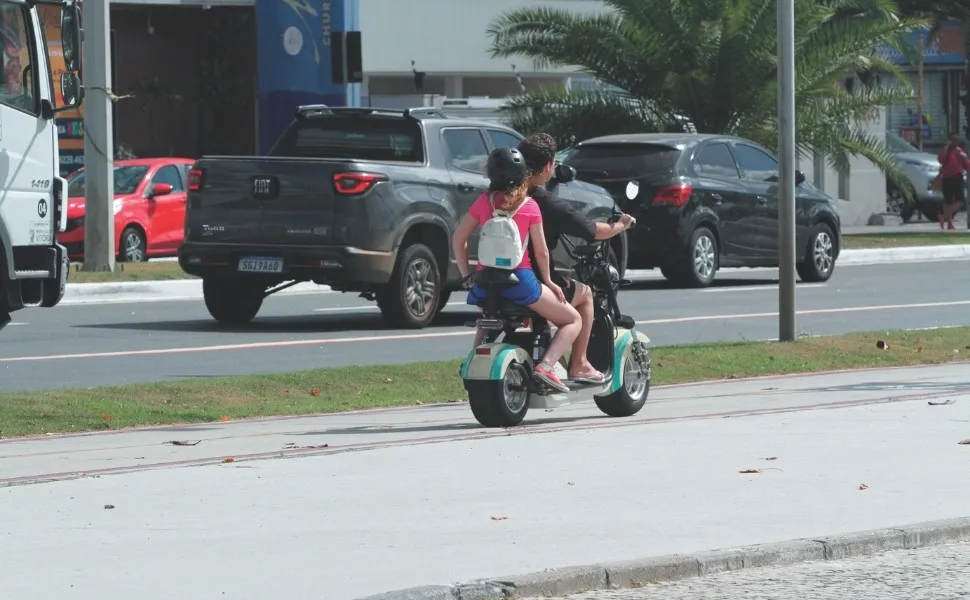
466, 267, 542, 307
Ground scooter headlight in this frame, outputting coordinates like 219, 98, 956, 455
608, 264, 620, 290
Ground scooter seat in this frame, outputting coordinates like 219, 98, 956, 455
487, 298, 540, 319
474, 268, 520, 288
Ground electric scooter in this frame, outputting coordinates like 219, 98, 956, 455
459, 181, 651, 428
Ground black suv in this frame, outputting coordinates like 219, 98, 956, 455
562, 133, 842, 287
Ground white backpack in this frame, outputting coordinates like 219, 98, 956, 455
477, 192, 529, 270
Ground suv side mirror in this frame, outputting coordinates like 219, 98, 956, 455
61, 4, 82, 72
149, 183, 174, 198
554, 163, 576, 183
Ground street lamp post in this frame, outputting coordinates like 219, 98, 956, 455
777, 0, 797, 341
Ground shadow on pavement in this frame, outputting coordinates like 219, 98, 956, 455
294, 413, 604, 436
72, 311, 479, 335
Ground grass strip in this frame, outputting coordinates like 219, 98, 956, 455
67, 261, 194, 283
60, 234, 966, 283
2, 327, 969, 439
842, 232, 970, 249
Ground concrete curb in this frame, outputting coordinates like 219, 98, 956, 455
352, 516, 970, 600
57, 244, 970, 305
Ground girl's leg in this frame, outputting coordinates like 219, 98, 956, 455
527, 285, 581, 366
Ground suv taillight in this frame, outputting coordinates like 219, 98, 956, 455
653, 184, 693, 207
187, 168, 205, 191
332, 172, 388, 196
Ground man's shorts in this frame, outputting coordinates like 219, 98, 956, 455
466, 267, 543, 307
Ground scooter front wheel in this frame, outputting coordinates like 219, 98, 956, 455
595, 345, 650, 417
468, 360, 531, 428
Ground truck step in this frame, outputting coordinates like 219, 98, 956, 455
14, 270, 51, 279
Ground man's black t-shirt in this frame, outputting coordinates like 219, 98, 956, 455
527, 185, 598, 286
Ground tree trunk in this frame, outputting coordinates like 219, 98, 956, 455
917, 32, 925, 151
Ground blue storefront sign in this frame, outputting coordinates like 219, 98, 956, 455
256, 0, 361, 155
878, 25, 966, 66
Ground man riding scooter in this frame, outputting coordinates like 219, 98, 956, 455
518, 133, 636, 384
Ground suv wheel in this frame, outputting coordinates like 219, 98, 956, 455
678, 227, 718, 288
376, 243, 441, 329
203, 277, 264, 324
796, 222, 836, 282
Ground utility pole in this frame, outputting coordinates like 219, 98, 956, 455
777, 0, 796, 341
81, 0, 115, 272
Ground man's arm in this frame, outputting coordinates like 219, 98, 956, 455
542, 190, 598, 243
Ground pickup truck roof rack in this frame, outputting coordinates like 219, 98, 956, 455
294, 105, 448, 120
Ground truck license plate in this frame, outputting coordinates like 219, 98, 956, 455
238, 257, 283, 273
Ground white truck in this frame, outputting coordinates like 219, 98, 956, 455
0, 0, 83, 331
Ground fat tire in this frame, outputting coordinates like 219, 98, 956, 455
376, 243, 441, 329
594, 350, 650, 418
202, 276, 264, 324
467, 362, 530, 428
796, 222, 836, 283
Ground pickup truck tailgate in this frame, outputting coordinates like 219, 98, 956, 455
187, 157, 340, 246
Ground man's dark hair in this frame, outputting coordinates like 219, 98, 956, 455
518, 133, 557, 174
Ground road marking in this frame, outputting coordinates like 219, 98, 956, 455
699, 283, 828, 293
3, 299, 970, 364
7, 322, 27, 326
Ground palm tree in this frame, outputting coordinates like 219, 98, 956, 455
487, 0, 927, 188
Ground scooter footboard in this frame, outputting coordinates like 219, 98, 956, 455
460, 343, 534, 382
602, 329, 652, 395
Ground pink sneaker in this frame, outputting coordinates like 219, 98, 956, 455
534, 362, 569, 393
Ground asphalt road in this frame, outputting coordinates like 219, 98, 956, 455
3, 259, 970, 392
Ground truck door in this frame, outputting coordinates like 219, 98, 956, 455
0, 2, 57, 253
441, 127, 490, 261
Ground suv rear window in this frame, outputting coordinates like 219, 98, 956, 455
565, 143, 681, 181
271, 117, 424, 162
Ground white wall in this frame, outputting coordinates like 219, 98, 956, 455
359, 0, 608, 74
797, 108, 888, 226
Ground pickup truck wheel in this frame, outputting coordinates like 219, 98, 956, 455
202, 277, 264, 324
376, 243, 441, 329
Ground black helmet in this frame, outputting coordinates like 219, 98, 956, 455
486, 147, 527, 190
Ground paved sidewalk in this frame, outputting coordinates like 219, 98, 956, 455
524, 542, 970, 600
2, 364, 969, 600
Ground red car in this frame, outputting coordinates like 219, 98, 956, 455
58, 157, 196, 262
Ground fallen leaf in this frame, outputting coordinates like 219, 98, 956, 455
765, 457, 778, 461
222, 457, 235, 463
311, 388, 320, 396
165, 440, 201, 446
958, 439, 970, 445
916, 346, 923, 353
416, 400, 424, 405
858, 483, 869, 491
876, 340, 889, 350
739, 468, 763, 474
104, 504, 115, 509
100, 414, 112, 421
219, 415, 231, 422
928, 399, 955, 406
383, 377, 393, 383
490, 516, 509, 521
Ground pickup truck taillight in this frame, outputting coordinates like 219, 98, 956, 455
187, 168, 205, 191
332, 172, 388, 196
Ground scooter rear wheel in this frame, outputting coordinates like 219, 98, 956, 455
468, 360, 531, 428
595, 348, 650, 417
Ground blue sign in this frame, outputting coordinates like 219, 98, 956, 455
256, 0, 351, 155
877, 26, 965, 66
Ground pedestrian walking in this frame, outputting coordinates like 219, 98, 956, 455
934, 131, 970, 230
